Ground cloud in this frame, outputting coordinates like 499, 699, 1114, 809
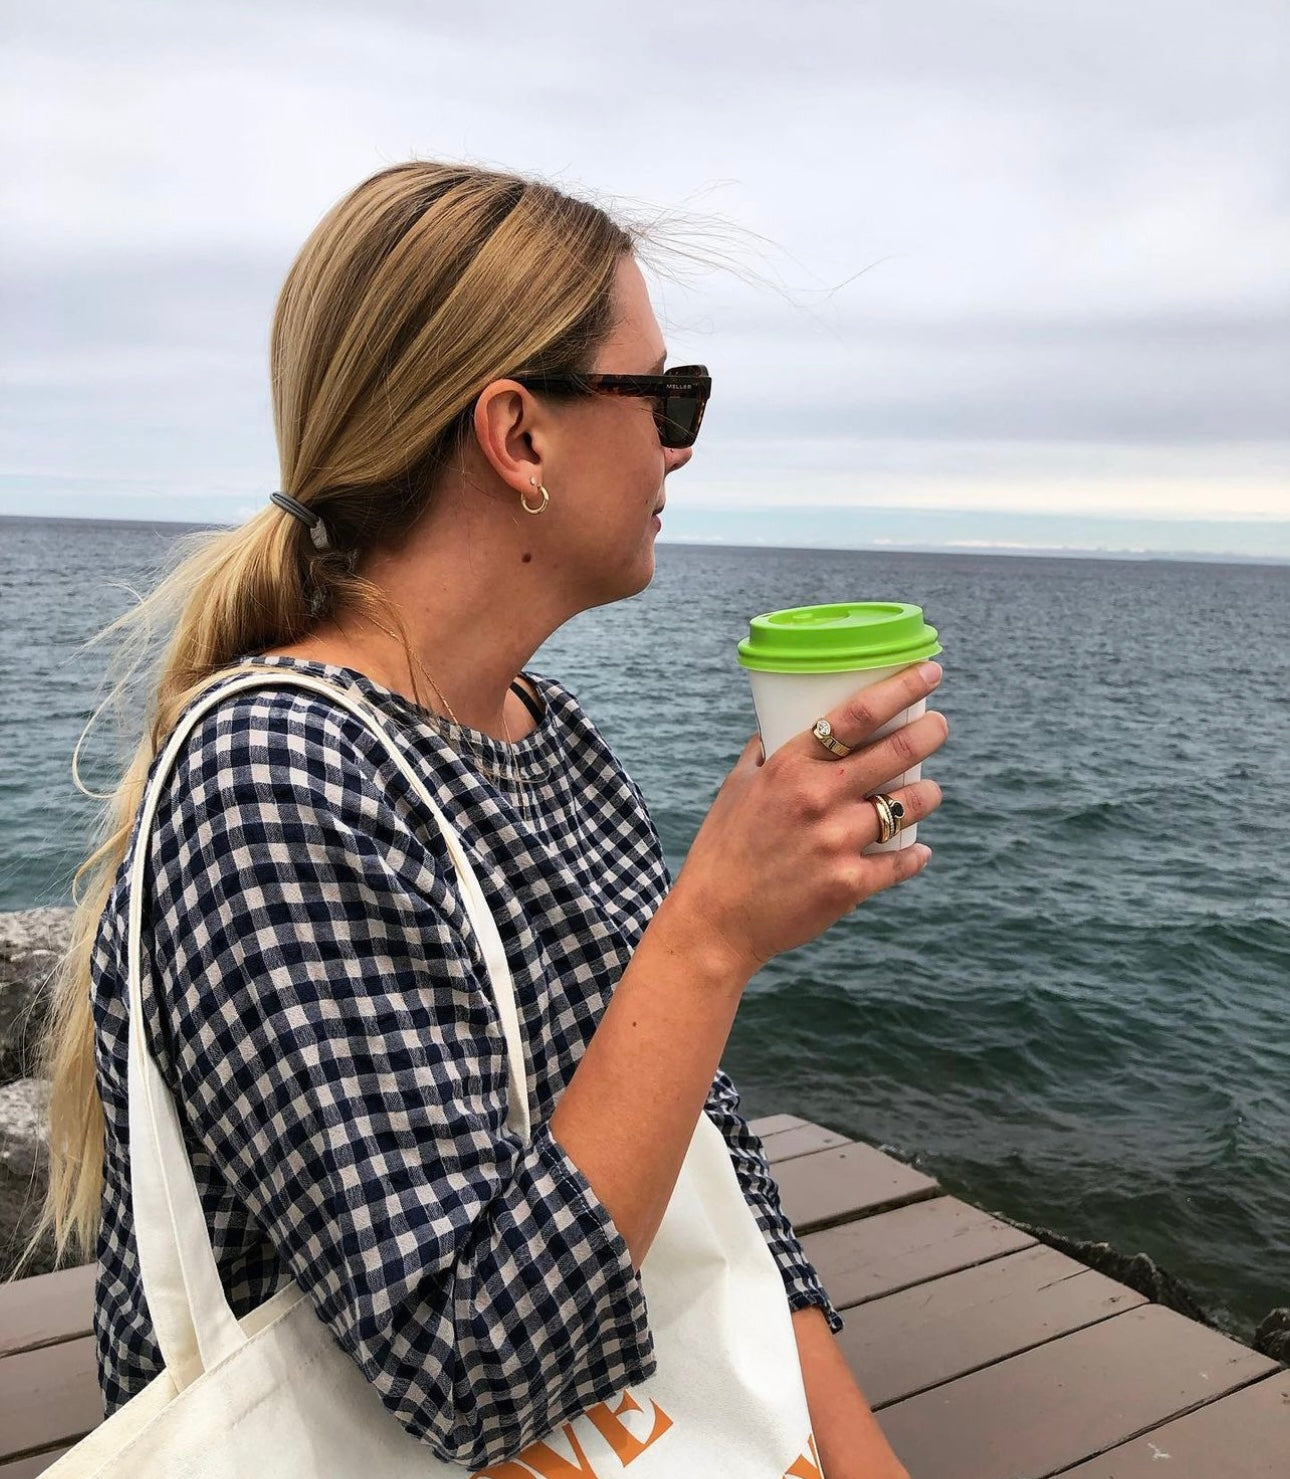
2, 0, 1287, 541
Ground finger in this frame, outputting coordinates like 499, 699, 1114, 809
859, 777, 943, 835
840, 710, 949, 797
791, 661, 942, 760
851, 837, 932, 906
849, 778, 941, 853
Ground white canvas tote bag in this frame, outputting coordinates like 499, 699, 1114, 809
45, 670, 820, 1478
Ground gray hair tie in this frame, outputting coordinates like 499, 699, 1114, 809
270, 491, 332, 552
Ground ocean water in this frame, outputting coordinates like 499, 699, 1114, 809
2, 515, 1287, 1338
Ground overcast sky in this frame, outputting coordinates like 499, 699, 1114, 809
3, 0, 1287, 556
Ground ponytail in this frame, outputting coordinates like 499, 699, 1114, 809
8, 158, 633, 1277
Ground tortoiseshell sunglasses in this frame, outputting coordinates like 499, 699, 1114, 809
510, 364, 711, 449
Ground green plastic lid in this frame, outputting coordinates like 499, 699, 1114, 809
736, 601, 942, 674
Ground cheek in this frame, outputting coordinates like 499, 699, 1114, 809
569, 406, 662, 515
598, 434, 661, 505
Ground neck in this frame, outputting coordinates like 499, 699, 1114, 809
291, 485, 569, 740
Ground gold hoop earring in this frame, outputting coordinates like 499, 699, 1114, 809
521, 477, 550, 515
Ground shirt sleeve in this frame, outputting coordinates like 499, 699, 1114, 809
143, 691, 655, 1468
703, 1068, 845, 1334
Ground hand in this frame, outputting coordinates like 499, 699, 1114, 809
670, 661, 948, 978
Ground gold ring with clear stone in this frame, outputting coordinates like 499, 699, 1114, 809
811, 718, 854, 758
867, 791, 907, 844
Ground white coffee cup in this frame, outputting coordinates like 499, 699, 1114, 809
737, 602, 942, 855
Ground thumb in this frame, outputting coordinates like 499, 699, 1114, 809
737, 732, 766, 769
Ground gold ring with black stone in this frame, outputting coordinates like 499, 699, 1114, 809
867, 791, 907, 845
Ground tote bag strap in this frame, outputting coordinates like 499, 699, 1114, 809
127, 668, 533, 1390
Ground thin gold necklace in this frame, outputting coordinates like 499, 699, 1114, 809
407, 647, 513, 747
405, 649, 536, 823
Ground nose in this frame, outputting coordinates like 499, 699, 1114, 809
664, 443, 694, 474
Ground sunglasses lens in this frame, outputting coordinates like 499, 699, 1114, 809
657, 367, 709, 447
658, 393, 702, 448
659, 399, 689, 443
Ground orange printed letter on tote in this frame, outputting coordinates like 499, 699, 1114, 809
495, 1423, 601, 1478
470, 1418, 603, 1479
583, 1391, 674, 1463
468, 1394, 675, 1479
782, 1432, 823, 1479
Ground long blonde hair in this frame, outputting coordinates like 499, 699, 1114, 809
10, 160, 635, 1278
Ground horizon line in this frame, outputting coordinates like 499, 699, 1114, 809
2, 511, 1287, 568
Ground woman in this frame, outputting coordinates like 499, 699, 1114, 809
24, 162, 946, 1474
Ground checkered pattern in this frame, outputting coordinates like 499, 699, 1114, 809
89, 655, 841, 1467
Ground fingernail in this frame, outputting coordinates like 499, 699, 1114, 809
920, 662, 942, 685
915, 844, 932, 865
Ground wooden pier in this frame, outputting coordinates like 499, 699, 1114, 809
1, 1113, 1286, 1476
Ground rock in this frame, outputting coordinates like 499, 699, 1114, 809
0, 907, 73, 1084
993, 1213, 1211, 1324
0, 907, 75, 959
0, 1077, 62, 1281
0, 1077, 49, 1179
1254, 1308, 1290, 1365
0, 909, 73, 1282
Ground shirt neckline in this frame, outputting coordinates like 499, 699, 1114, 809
236, 654, 561, 771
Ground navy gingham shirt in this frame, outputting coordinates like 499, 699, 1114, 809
90, 655, 841, 1467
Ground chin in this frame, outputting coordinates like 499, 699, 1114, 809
580, 543, 655, 612
581, 513, 659, 597
619, 554, 656, 602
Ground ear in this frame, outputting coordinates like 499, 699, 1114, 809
471, 380, 549, 495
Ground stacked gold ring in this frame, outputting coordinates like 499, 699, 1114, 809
867, 792, 906, 845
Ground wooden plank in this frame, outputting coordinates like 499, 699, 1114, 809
1055, 1369, 1290, 1478
747, 1113, 808, 1137
838, 1244, 1146, 1407
0, 1265, 95, 1359
0, 1335, 101, 1465
877, 1305, 1278, 1479
774, 1141, 938, 1233
0, 1449, 72, 1478
761, 1123, 852, 1162
801, 1194, 1036, 1308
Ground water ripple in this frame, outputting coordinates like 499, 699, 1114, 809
4, 523, 1288, 1337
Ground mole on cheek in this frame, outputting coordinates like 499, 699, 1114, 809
521, 552, 533, 563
